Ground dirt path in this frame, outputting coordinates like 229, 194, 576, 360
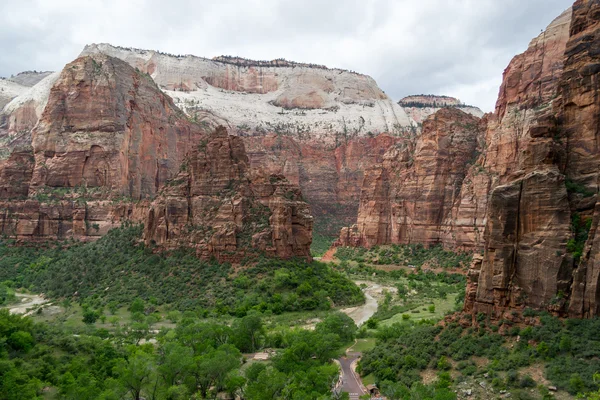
341, 280, 397, 326
8, 293, 48, 315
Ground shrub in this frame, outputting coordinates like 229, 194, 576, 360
519, 375, 536, 388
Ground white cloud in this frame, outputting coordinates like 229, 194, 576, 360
0, 0, 573, 111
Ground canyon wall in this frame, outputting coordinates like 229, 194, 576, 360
464, 2, 600, 319
243, 133, 402, 235
336, 107, 485, 249
3, 45, 425, 238
0, 54, 312, 260
144, 127, 313, 262
336, 4, 600, 319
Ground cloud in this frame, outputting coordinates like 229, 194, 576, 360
0, 0, 572, 111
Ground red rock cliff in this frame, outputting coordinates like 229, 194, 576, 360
465, 2, 600, 319
144, 127, 313, 261
0, 55, 313, 260
243, 134, 401, 236
337, 107, 484, 248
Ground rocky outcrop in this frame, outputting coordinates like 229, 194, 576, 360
399, 95, 484, 124
337, 108, 483, 248
0, 200, 147, 242
0, 79, 27, 110
144, 127, 313, 261
0, 53, 204, 241
0, 54, 313, 260
1, 72, 60, 140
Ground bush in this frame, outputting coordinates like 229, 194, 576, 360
519, 375, 536, 388
8, 330, 34, 352
366, 318, 378, 329
82, 309, 99, 324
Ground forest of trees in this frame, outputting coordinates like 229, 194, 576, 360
0, 307, 358, 399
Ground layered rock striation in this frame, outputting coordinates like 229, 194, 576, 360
0, 54, 313, 260
243, 133, 402, 235
337, 107, 484, 248
80, 43, 415, 143
464, 2, 600, 319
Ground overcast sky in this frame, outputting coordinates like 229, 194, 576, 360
0, 0, 573, 111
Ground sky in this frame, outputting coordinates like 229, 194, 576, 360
0, 0, 573, 112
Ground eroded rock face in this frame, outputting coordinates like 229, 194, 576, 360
474, 171, 572, 313
144, 127, 313, 261
338, 3, 600, 321
243, 133, 401, 235
464, 2, 600, 319
0, 55, 313, 260
337, 108, 483, 248
29, 54, 204, 199
560, 0, 600, 318
0, 200, 147, 242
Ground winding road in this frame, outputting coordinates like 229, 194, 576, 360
337, 351, 366, 399
336, 280, 394, 398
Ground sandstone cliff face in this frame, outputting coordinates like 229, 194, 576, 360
1, 72, 60, 141
0, 55, 313, 260
29, 54, 205, 199
144, 127, 313, 261
560, 0, 600, 318
243, 133, 401, 235
337, 108, 483, 248
464, 2, 600, 319
461, 7, 573, 317
0, 54, 204, 242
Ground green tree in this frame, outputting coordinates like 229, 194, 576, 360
381, 380, 410, 400
224, 373, 247, 399
82, 309, 99, 324
233, 313, 264, 352
7, 331, 34, 352
130, 298, 145, 314
193, 345, 242, 398
157, 342, 194, 387
114, 349, 156, 400
316, 312, 357, 342
245, 368, 287, 400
